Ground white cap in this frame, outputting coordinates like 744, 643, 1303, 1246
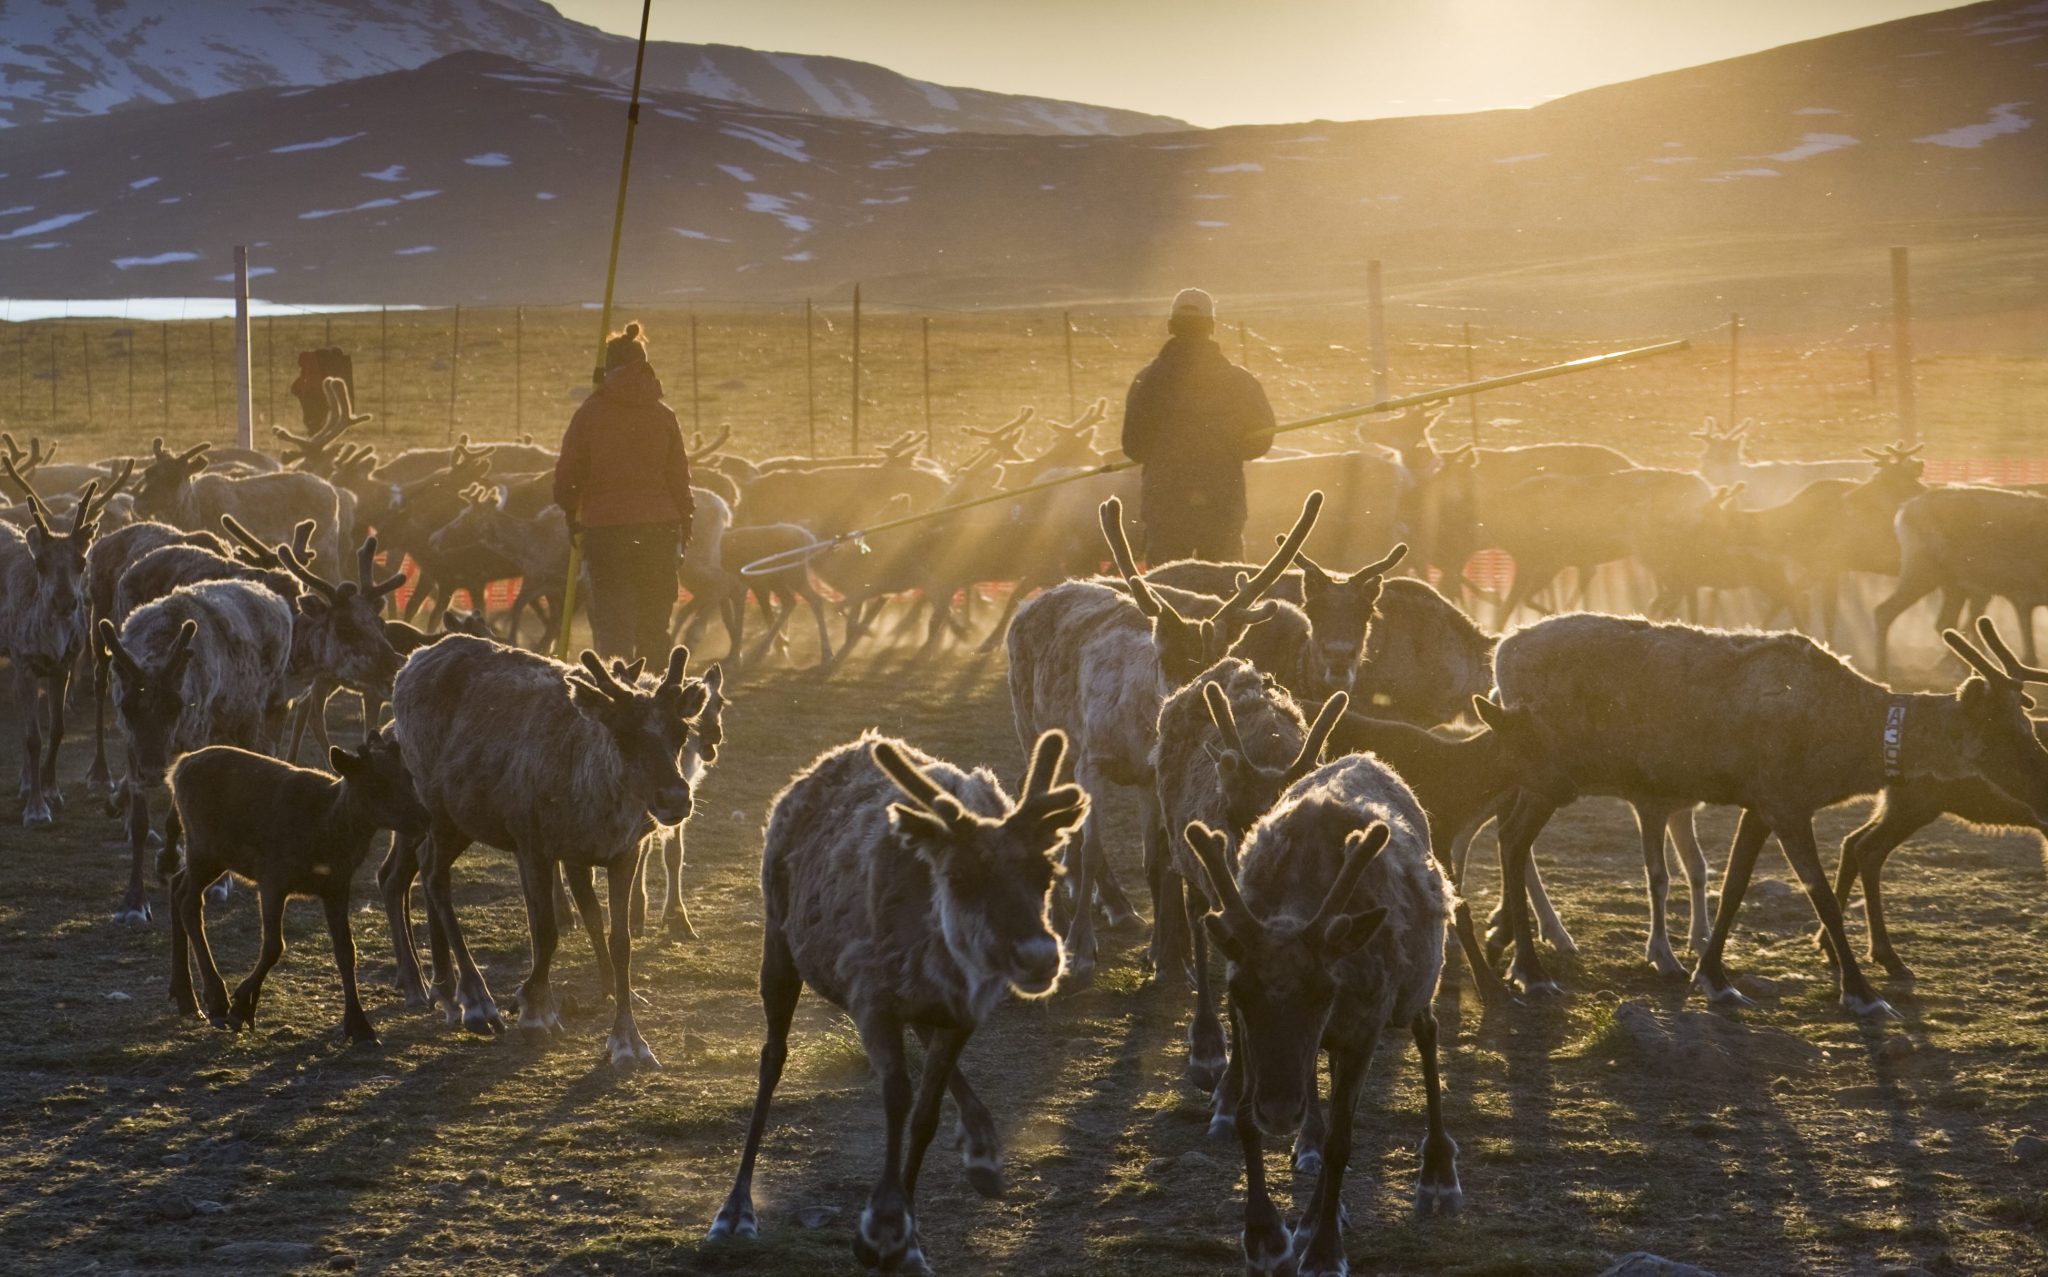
1170, 288, 1215, 320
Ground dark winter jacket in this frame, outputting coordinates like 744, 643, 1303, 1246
553, 361, 695, 529
1120, 334, 1276, 527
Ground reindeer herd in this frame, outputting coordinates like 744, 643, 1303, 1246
6, 364, 2048, 1275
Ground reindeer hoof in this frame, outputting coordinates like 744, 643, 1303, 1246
706, 1196, 758, 1241
608, 1031, 661, 1073
1647, 941, 1687, 979
204, 878, 232, 905
21, 805, 53, 829
1846, 993, 1901, 1021
460, 1001, 504, 1035
1696, 973, 1755, 1009
112, 903, 152, 924
1186, 1054, 1225, 1094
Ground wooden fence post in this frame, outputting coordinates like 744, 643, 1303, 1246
206, 320, 221, 434
80, 324, 94, 426
690, 310, 701, 434
127, 325, 136, 427
446, 305, 462, 442
804, 298, 816, 457
161, 323, 171, 431
47, 327, 58, 423
264, 313, 274, 427
1463, 321, 1479, 444
1727, 312, 1741, 427
1891, 247, 1917, 442
850, 284, 862, 453
513, 305, 524, 435
232, 246, 253, 449
379, 305, 389, 432
922, 315, 933, 441
1366, 259, 1389, 402
1063, 309, 1076, 419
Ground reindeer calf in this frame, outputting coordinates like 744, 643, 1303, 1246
162, 734, 429, 1042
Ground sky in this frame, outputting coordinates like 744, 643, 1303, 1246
553, 0, 1964, 127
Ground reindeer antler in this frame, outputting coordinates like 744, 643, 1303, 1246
1184, 820, 1257, 934
1948, 617, 2048, 686
0, 454, 54, 538
1219, 491, 1324, 621
355, 535, 408, 600
1098, 496, 1168, 620
1306, 823, 1389, 936
1285, 691, 1349, 783
1202, 682, 1251, 758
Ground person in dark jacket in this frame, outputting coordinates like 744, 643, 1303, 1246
553, 322, 695, 660
1119, 288, 1276, 562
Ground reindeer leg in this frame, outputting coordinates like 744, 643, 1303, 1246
1295, 1036, 1373, 1277
511, 851, 564, 1034
708, 919, 803, 1242
564, 863, 615, 994
913, 1025, 1004, 1198
379, 831, 432, 1008
851, 1015, 921, 1273
18, 668, 52, 827
1184, 876, 1227, 1090
1637, 802, 1684, 977
85, 648, 113, 798
227, 881, 288, 1032
603, 855, 657, 1070
1692, 809, 1768, 1007
1412, 1012, 1463, 1216
1233, 1025, 1294, 1275
1778, 814, 1896, 1019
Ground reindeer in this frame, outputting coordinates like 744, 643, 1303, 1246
1006, 493, 1320, 978
99, 581, 295, 921
1185, 754, 1459, 1275
1737, 441, 1927, 642
273, 534, 410, 758
81, 520, 228, 796
161, 731, 430, 1043
1693, 416, 1873, 509
1490, 614, 2048, 1017
388, 637, 713, 1069
1873, 485, 2048, 677
0, 461, 110, 826
706, 730, 1086, 1272
1151, 661, 1344, 1097
131, 437, 343, 574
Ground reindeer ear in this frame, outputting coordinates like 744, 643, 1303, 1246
1320, 906, 1388, 959
886, 802, 955, 859
1203, 910, 1247, 963
330, 746, 364, 777
1471, 695, 1508, 732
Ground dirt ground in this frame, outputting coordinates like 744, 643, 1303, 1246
5, 634, 2048, 1277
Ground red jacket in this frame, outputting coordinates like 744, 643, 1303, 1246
553, 362, 695, 529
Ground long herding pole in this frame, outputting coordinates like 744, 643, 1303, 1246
1891, 246, 1918, 443
554, 0, 654, 661
804, 298, 816, 456
233, 246, 253, 449
1063, 310, 1077, 419
741, 336, 1692, 577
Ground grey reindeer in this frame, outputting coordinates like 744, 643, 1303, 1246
1151, 658, 1345, 1102
389, 636, 711, 1070
1489, 613, 2048, 1019
708, 729, 1087, 1275
1184, 752, 1459, 1275
0, 459, 113, 827
99, 581, 295, 921
1005, 492, 1321, 979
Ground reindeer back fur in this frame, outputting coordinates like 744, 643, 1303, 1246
120, 581, 292, 755
763, 733, 1017, 1025
391, 635, 647, 865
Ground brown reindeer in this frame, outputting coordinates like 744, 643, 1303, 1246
162, 732, 430, 1043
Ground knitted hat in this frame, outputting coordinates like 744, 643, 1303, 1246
1170, 288, 1216, 321
604, 321, 649, 372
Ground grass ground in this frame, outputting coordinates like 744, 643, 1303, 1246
5, 633, 2048, 1276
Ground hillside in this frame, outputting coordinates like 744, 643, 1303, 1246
0, 1, 2041, 323
0, 0, 1185, 136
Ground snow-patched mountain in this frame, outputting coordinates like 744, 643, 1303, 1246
0, 1, 2041, 317
0, 0, 1185, 136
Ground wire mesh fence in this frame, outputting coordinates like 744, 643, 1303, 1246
2, 295, 2041, 468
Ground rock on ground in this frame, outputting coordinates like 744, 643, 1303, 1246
207, 1241, 317, 1266
1598, 1254, 1720, 1277
1611, 1000, 1823, 1081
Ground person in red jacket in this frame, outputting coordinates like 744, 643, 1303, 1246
553, 322, 695, 660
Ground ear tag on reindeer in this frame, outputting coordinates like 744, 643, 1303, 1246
1882, 700, 1908, 781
